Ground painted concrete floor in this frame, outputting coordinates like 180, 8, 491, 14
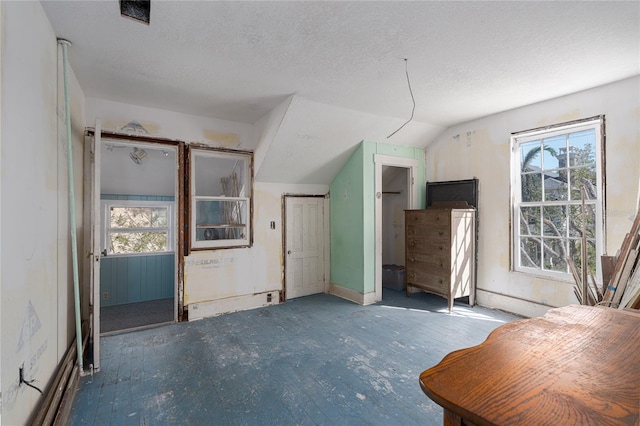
69, 290, 521, 425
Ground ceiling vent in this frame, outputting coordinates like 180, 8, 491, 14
120, 0, 150, 25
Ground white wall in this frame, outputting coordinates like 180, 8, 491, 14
425, 76, 640, 318
1, 2, 85, 423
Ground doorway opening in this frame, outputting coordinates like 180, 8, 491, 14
374, 155, 418, 303
98, 139, 178, 334
381, 166, 409, 301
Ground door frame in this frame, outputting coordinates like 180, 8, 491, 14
83, 125, 185, 371
282, 194, 330, 301
374, 155, 418, 303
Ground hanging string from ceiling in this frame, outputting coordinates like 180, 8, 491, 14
387, 58, 416, 139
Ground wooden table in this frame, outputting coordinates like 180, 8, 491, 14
419, 305, 640, 425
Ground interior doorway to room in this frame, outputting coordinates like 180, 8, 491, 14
98, 138, 178, 334
381, 166, 410, 299
374, 155, 418, 303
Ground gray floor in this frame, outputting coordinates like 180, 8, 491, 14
69, 289, 520, 425
101, 298, 174, 334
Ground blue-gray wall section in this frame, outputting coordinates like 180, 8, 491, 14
100, 254, 174, 306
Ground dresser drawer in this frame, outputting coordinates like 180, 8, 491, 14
406, 236, 449, 254
406, 210, 451, 227
406, 269, 449, 293
406, 224, 449, 240
406, 251, 449, 275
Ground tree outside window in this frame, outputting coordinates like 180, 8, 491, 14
103, 201, 174, 255
512, 118, 603, 280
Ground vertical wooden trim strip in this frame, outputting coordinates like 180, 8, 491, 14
177, 142, 186, 321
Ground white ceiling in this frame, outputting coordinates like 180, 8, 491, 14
42, 1, 639, 128
42, 1, 639, 186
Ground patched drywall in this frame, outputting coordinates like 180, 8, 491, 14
86, 97, 255, 149
184, 182, 329, 309
425, 77, 640, 318
1, 2, 84, 423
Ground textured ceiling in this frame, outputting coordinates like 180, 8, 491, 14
42, 1, 640, 128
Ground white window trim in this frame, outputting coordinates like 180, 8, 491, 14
190, 148, 252, 250
510, 117, 605, 282
101, 199, 175, 257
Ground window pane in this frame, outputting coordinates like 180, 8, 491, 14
195, 199, 247, 241
569, 204, 596, 239
513, 119, 601, 278
542, 238, 567, 272
110, 207, 167, 228
520, 237, 541, 268
520, 140, 542, 170
568, 238, 597, 276
568, 130, 596, 167
570, 166, 597, 201
543, 174, 568, 201
543, 205, 567, 237
195, 155, 247, 197
521, 173, 542, 202
109, 232, 168, 254
520, 206, 540, 236
541, 135, 565, 170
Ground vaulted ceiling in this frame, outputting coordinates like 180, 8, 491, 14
42, 1, 639, 184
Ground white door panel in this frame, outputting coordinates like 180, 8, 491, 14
286, 197, 325, 299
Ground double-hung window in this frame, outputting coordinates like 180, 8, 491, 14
102, 200, 174, 255
511, 117, 604, 280
190, 148, 252, 249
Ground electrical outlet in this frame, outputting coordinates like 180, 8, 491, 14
267, 293, 272, 303
103, 292, 109, 300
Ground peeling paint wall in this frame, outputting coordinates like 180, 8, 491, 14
85, 98, 333, 315
184, 182, 329, 310
1, 2, 85, 423
425, 77, 640, 318
85, 97, 254, 149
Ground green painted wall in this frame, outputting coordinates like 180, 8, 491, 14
330, 141, 425, 296
330, 144, 365, 292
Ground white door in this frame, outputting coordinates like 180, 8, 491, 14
285, 197, 325, 299
83, 119, 101, 371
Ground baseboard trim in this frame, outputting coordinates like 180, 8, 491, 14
187, 291, 280, 321
329, 284, 377, 306
476, 289, 551, 318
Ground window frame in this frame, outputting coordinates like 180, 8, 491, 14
101, 199, 175, 257
510, 116, 605, 282
189, 147, 253, 250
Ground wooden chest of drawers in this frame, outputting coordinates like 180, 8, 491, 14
405, 208, 476, 311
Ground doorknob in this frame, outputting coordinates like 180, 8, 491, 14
288, 250, 291, 255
